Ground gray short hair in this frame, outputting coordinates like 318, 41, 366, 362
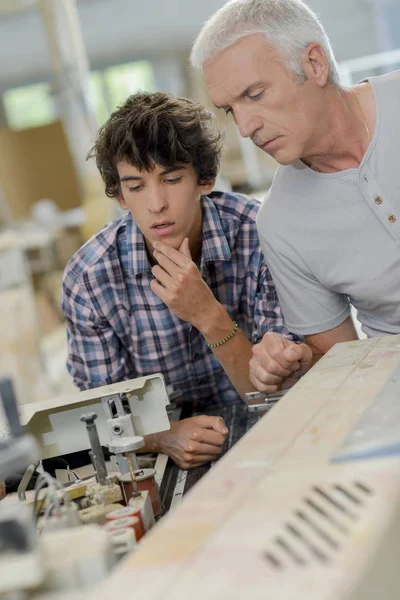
191, 0, 340, 87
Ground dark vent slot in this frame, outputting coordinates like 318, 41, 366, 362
354, 481, 373, 496
295, 510, 340, 550
263, 551, 283, 570
313, 486, 357, 520
304, 498, 349, 534
275, 536, 307, 566
334, 484, 363, 506
286, 523, 330, 563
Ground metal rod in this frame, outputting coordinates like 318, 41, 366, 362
0, 378, 23, 438
125, 452, 141, 498
17, 462, 39, 501
80, 413, 108, 485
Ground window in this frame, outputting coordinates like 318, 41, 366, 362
3, 83, 55, 130
2, 60, 155, 130
89, 60, 155, 124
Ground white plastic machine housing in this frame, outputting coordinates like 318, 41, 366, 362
91, 335, 400, 600
17, 375, 170, 459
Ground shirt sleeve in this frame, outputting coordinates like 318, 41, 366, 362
61, 272, 132, 391
259, 231, 350, 337
251, 260, 301, 344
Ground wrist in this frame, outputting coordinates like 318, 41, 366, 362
196, 303, 232, 338
142, 430, 166, 454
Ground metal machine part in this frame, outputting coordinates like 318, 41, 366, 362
244, 390, 287, 413
80, 413, 108, 486
17, 462, 40, 501
20, 375, 170, 461
0, 378, 39, 482
102, 393, 144, 500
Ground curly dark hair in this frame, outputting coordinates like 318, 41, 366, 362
87, 91, 224, 198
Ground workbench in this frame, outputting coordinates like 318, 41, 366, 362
92, 335, 400, 600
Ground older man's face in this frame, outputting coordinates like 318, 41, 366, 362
204, 33, 322, 166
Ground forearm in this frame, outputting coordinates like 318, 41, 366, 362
138, 431, 165, 454
196, 303, 256, 400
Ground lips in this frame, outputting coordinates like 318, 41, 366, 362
260, 136, 281, 150
151, 221, 174, 229
150, 221, 176, 237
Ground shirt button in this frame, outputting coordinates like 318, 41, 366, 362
388, 215, 397, 223
193, 353, 200, 361
375, 196, 383, 205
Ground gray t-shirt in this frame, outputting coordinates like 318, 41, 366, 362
257, 70, 400, 338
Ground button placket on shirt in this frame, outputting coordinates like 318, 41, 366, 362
360, 168, 400, 238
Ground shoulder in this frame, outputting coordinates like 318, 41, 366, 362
63, 213, 129, 287
367, 69, 400, 94
257, 164, 303, 236
207, 190, 262, 225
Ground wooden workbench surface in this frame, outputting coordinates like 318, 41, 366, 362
92, 336, 400, 600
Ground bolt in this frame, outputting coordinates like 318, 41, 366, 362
80, 412, 98, 426
80, 412, 107, 485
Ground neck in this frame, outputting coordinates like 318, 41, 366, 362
302, 85, 373, 174
188, 203, 203, 264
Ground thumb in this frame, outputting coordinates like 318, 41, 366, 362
179, 237, 191, 259
283, 343, 312, 364
197, 415, 229, 435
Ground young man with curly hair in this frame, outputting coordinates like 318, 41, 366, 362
62, 92, 298, 469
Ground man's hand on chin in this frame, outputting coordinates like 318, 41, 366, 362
150, 238, 218, 328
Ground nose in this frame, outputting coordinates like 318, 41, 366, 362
235, 106, 262, 140
147, 185, 168, 213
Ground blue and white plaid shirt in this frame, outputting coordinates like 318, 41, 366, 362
62, 192, 295, 403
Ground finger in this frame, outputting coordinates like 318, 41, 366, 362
249, 358, 285, 384
153, 251, 181, 278
259, 334, 304, 371
249, 358, 285, 386
252, 345, 294, 377
249, 369, 280, 394
282, 343, 313, 365
182, 453, 219, 468
193, 415, 229, 435
153, 241, 190, 268
150, 279, 169, 303
185, 441, 223, 456
189, 427, 226, 447
151, 264, 175, 287
179, 237, 192, 259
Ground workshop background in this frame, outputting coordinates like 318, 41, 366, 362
0, 0, 398, 408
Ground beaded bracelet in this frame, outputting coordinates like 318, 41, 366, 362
204, 322, 239, 349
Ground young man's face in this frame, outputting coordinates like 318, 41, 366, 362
116, 161, 214, 255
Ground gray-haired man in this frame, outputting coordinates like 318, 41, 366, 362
191, 0, 400, 392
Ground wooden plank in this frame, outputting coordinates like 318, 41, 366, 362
92, 336, 400, 600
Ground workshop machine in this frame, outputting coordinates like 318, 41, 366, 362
0, 374, 170, 599
3, 335, 400, 599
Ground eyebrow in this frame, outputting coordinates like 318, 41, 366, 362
215, 81, 265, 110
120, 165, 187, 182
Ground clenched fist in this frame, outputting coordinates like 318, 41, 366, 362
250, 332, 313, 392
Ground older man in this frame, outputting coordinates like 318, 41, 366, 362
191, 0, 400, 392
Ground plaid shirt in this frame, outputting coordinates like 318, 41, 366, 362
62, 192, 294, 403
